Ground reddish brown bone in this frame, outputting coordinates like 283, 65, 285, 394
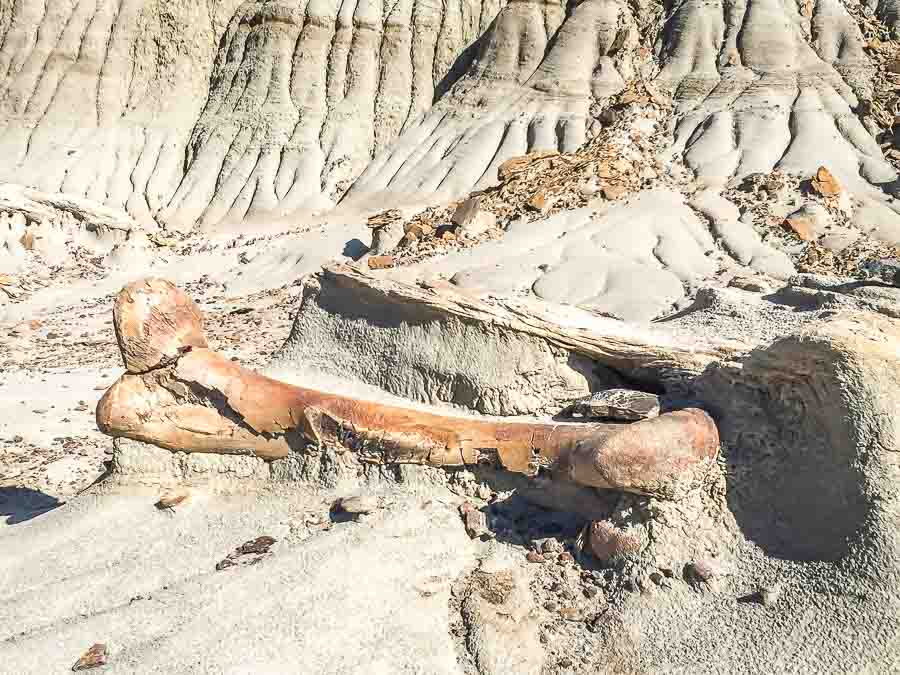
113, 277, 207, 372
96, 278, 720, 499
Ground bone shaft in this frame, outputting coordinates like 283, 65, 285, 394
98, 349, 717, 497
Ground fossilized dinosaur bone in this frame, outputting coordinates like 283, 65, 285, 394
96, 277, 720, 499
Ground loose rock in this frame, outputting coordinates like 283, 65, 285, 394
810, 166, 841, 197
570, 389, 660, 421
367, 255, 395, 270
216, 536, 276, 571
336, 495, 379, 515
155, 490, 189, 511
459, 502, 493, 540
72, 644, 107, 671
557, 606, 583, 621
588, 521, 645, 562
760, 582, 784, 607
728, 275, 773, 293
685, 558, 725, 585
526, 550, 547, 564
451, 197, 497, 237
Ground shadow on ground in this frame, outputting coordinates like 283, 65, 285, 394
0, 487, 62, 525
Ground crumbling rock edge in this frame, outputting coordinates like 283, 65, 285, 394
270, 263, 749, 414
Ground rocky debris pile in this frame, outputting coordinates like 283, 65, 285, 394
849, 18, 900, 153
843, 16, 900, 175
364, 199, 501, 269
796, 236, 900, 278
474, 83, 679, 222
712, 163, 900, 281
718, 166, 898, 276
362, 81, 689, 268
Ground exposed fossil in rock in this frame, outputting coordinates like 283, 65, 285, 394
96, 276, 719, 499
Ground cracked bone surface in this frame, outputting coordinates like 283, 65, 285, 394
96, 277, 719, 499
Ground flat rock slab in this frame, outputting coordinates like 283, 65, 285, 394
571, 389, 661, 421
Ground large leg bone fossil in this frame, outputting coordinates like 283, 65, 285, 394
97, 278, 720, 499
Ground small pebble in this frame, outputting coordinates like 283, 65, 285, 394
557, 606, 583, 622
540, 538, 563, 554
336, 495, 379, 515
761, 582, 784, 607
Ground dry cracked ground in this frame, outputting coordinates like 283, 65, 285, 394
4, 0, 900, 672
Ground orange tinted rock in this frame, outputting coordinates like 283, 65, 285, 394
402, 222, 434, 243
783, 215, 815, 241
602, 184, 626, 201
810, 166, 841, 196
528, 191, 552, 213
497, 150, 558, 181
367, 255, 395, 270
19, 230, 34, 250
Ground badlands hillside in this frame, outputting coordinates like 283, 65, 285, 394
4, 0, 900, 672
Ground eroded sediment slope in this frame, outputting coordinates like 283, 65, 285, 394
0, 0, 504, 229
4, 0, 900, 233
